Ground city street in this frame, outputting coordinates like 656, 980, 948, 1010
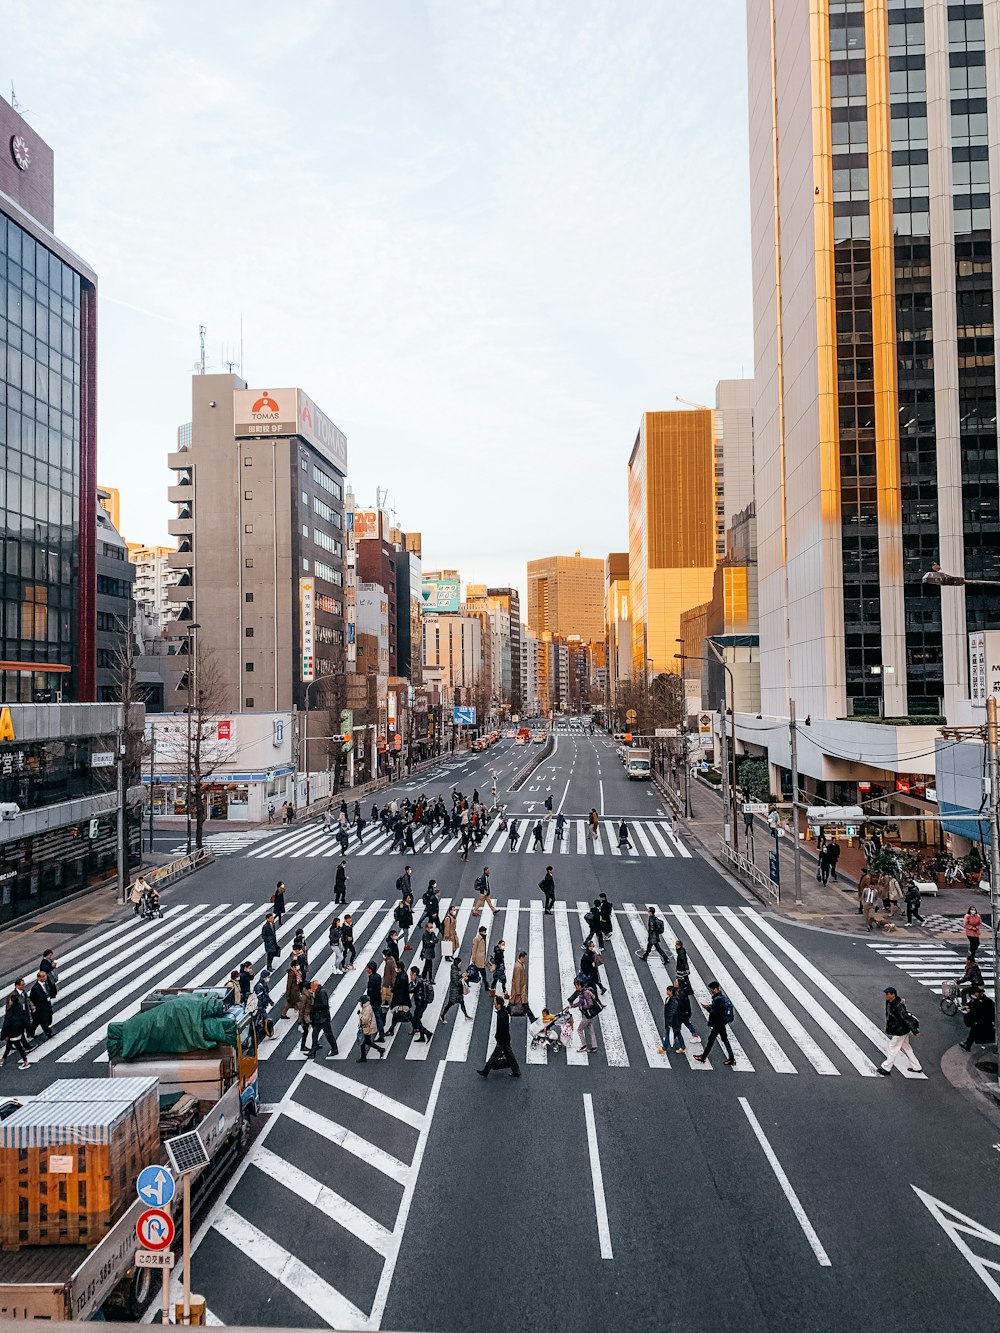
3, 732, 999, 1331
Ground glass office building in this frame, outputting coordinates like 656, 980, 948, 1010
0, 94, 97, 702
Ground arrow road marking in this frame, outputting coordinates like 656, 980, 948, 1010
912, 1187, 1000, 1304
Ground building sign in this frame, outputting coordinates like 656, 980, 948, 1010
300, 577, 316, 683
354, 510, 380, 540
234, 389, 348, 474
895, 777, 910, 795
0, 708, 14, 743
387, 691, 397, 732
968, 629, 1000, 700
422, 577, 461, 613
217, 720, 231, 741
698, 711, 713, 737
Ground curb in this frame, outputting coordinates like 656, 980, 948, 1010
940, 1042, 1000, 1131
510, 735, 555, 792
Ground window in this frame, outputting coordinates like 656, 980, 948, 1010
245, 592, 254, 603
301, 491, 309, 506
302, 525, 309, 538
301, 454, 309, 470
244, 523, 253, 534
245, 557, 253, 568
244, 490, 253, 500
313, 467, 343, 501
314, 559, 343, 586
302, 558, 310, 572
245, 662, 254, 672
313, 496, 343, 529
246, 627, 254, 637
245, 697, 254, 708
244, 456, 252, 467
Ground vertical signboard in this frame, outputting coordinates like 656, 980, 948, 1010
970, 630, 986, 701
300, 577, 316, 683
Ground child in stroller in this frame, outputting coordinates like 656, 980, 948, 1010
529, 1007, 573, 1055
140, 885, 163, 920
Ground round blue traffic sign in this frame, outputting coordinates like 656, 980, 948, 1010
136, 1165, 175, 1209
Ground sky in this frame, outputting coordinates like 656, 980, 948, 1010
2, 0, 753, 604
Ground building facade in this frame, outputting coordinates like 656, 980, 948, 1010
0, 95, 98, 702
421, 613, 483, 710
526, 554, 605, 642
715, 378, 756, 535
606, 552, 632, 710
129, 544, 180, 633
95, 491, 135, 702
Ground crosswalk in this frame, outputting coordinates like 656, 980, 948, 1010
167, 827, 276, 857
242, 816, 692, 860
7, 896, 923, 1079
868, 940, 996, 994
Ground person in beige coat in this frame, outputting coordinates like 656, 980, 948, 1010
470, 925, 491, 995
443, 905, 460, 959
509, 951, 537, 1023
295, 985, 314, 1054
381, 950, 398, 1005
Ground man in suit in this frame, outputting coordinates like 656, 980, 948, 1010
28, 971, 53, 1039
477, 996, 521, 1079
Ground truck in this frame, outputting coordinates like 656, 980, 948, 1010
626, 746, 652, 780
0, 989, 259, 1322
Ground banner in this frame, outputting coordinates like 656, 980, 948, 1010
300, 577, 316, 682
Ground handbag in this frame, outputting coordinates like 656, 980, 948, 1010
466, 964, 480, 983
491, 1049, 511, 1070
509, 1002, 527, 1017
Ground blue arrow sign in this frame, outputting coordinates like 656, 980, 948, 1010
137, 1165, 175, 1209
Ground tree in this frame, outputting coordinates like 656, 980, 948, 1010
182, 651, 238, 850
737, 757, 772, 803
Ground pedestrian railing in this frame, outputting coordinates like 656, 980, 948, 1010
718, 839, 780, 905
147, 847, 215, 889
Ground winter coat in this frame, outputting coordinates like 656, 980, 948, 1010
471, 934, 488, 969
885, 996, 915, 1037
664, 990, 692, 1028
598, 900, 614, 932
2, 990, 30, 1038
391, 971, 412, 1011
366, 971, 382, 1009
359, 1000, 378, 1037
382, 956, 398, 994
297, 987, 315, 1026
443, 912, 459, 951
273, 889, 286, 915
964, 993, 995, 1043
28, 982, 52, 1029
447, 961, 465, 1001
510, 958, 529, 1005
706, 994, 730, 1029
284, 964, 303, 1008
311, 987, 331, 1025
493, 1005, 511, 1045
964, 912, 983, 939
420, 930, 438, 962
675, 944, 690, 974
262, 922, 279, 955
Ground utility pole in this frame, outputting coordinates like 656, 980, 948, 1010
147, 722, 156, 854
789, 698, 803, 905
116, 723, 127, 903
985, 696, 1000, 1084
720, 697, 731, 846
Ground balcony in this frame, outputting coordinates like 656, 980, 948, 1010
167, 583, 194, 604
166, 550, 193, 570
167, 484, 193, 504
167, 517, 193, 537
167, 450, 191, 469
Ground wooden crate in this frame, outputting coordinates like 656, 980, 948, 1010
0, 1089, 160, 1250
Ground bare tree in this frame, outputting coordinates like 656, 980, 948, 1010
183, 652, 239, 850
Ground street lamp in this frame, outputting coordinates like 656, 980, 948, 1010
184, 623, 201, 856
922, 563, 1000, 588
675, 650, 739, 852
302, 671, 345, 808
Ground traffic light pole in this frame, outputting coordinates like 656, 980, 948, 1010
985, 696, 1000, 1086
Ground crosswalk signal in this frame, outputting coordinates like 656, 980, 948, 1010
88, 818, 100, 839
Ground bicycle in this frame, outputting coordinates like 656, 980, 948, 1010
944, 858, 968, 885
940, 979, 959, 1017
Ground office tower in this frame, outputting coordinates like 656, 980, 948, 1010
527, 553, 605, 642
95, 490, 135, 701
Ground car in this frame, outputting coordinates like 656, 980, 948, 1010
505, 729, 517, 739
533, 731, 547, 744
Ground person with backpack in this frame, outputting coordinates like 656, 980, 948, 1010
583, 899, 606, 948
639, 906, 669, 962
877, 986, 921, 1076
539, 866, 556, 914
356, 995, 385, 1062
568, 977, 601, 1054
693, 980, 737, 1066
544, 793, 554, 821
418, 880, 443, 930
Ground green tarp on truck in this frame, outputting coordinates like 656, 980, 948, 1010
107, 994, 237, 1062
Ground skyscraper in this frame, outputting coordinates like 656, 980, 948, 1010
749, 0, 999, 722
526, 554, 604, 642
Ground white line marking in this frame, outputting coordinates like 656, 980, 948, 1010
304, 1059, 425, 1129
254, 1145, 394, 1255
573, 902, 628, 1066
912, 1186, 1000, 1305
738, 1097, 831, 1266
599, 779, 605, 816
621, 904, 716, 1069
292, 1102, 411, 1183
526, 900, 547, 1065
583, 1093, 614, 1259
595, 905, 669, 1069
554, 903, 588, 1065
557, 778, 571, 813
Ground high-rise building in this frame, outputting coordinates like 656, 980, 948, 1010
167, 377, 347, 765
95, 490, 135, 702
0, 94, 98, 702
486, 588, 522, 712
128, 544, 180, 633
627, 410, 718, 676
521, 624, 541, 715
527, 553, 605, 642
606, 552, 632, 708
422, 613, 484, 709
356, 529, 397, 676
97, 486, 121, 532
749, 0, 1000, 724
715, 379, 756, 536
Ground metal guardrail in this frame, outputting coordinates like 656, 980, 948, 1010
147, 847, 215, 888
510, 735, 555, 791
718, 839, 780, 905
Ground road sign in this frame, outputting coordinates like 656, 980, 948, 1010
655, 727, 678, 738
136, 1208, 174, 1251
626, 709, 637, 722
769, 850, 780, 887
137, 1165, 175, 1209
742, 802, 769, 814
135, 1249, 176, 1269
845, 825, 858, 838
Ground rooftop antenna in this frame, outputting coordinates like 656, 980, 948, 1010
198, 325, 206, 375
10, 84, 22, 114
239, 313, 244, 378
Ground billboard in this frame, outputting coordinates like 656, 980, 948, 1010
234, 388, 348, 474
354, 510, 380, 540
453, 705, 476, 726
300, 577, 316, 682
967, 630, 1000, 700
423, 576, 460, 613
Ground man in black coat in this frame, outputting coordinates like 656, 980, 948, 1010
28, 971, 53, 1039
478, 997, 521, 1078
960, 987, 996, 1051
365, 962, 385, 1039
309, 982, 338, 1058
539, 867, 556, 914
261, 913, 279, 970
660, 982, 690, 1055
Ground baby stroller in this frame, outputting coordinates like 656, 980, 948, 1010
140, 886, 163, 920
529, 1008, 573, 1055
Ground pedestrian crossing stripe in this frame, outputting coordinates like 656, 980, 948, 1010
9, 895, 923, 1078
242, 816, 692, 860
867, 940, 996, 991
168, 827, 276, 856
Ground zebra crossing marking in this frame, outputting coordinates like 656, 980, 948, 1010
168, 828, 275, 857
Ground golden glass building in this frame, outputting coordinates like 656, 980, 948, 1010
526, 553, 605, 643
627, 409, 718, 677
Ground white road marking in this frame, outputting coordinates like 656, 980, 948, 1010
304, 1059, 426, 1129
554, 903, 588, 1066
407, 898, 473, 1060
526, 900, 548, 1065
254, 1145, 394, 1255
739, 1098, 831, 1266
594, 904, 668, 1069
292, 1101, 411, 1184
599, 779, 605, 815
483, 899, 519, 1064
583, 1094, 614, 1260
573, 902, 628, 1065
447, 910, 495, 1064
620, 904, 714, 1069
912, 1187, 1000, 1305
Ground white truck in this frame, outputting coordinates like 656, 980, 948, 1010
625, 747, 652, 780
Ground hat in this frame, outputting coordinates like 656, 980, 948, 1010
883, 986, 897, 994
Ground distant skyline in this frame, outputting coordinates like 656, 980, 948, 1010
3, 0, 752, 605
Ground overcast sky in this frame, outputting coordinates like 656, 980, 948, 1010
3, 0, 752, 603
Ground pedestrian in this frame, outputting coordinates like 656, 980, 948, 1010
328, 915, 343, 958
588, 808, 599, 843
544, 793, 554, 821
261, 913, 280, 969
440, 955, 472, 1023
508, 817, 520, 850
473, 868, 496, 917
356, 813, 366, 845
531, 819, 544, 851
617, 819, 631, 850
904, 880, 924, 926
387, 967, 414, 1035
385, 929, 401, 966
39, 949, 58, 998
884, 875, 903, 918
1, 980, 31, 1068
583, 899, 606, 948
356, 995, 386, 1062
357, 962, 385, 1042
418, 881, 443, 930
333, 860, 348, 906
692, 981, 737, 1066
877, 985, 920, 1076
238, 960, 254, 1005
490, 939, 509, 998
818, 845, 831, 887
579, 939, 606, 995
555, 812, 566, 843
272, 882, 286, 926
308, 981, 338, 1059
828, 839, 841, 881
338, 825, 350, 857
404, 822, 416, 855
281, 956, 303, 1019
28, 971, 53, 1040
286, 803, 296, 824
296, 980, 314, 1052
340, 915, 357, 971
422, 819, 434, 852
509, 950, 537, 1022
442, 905, 460, 959
674, 970, 702, 1046
964, 906, 983, 960
470, 925, 491, 994
659, 982, 689, 1056
568, 977, 600, 1054
409, 966, 433, 1041
477, 996, 521, 1078
129, 878, 144, 916
419, 923, 439, 980
639, 906, 670, 962
268, 802, 276, 823
862, 881, 882, 931
959, 986, 996, 1052
538, 866, 556, 915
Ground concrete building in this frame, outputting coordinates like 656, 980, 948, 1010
464, 585, 517, 715
395, 544, 423, 684
527, 553, 605, 643
357, 531, 397, 676
129, 544, 180, 633
97, 486, 121, 532
715, 379, 756, 534
628, 409, 718, 678
166, 377, 347, 779
95, 490, 135, 702
606, 553, 632, 711
521, 625, 542, 716
422, 613, 484, 710
0, 93, 98, 702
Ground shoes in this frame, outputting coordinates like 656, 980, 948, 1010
439, 1017, 448, 1025
578, 1045, 588, 1053
476, 1068, 488, 1078
325, 1051, 338, 1059
692, 1054, 706, 1063
690, 1034, 702, 1043
377, 1048, 385, 1058
675, 1048, 687, 1055
656, 1047, 666, 1055
723, 1059, 736, 1066
877, 1068, 891, 1077
356, 1056, 368, 1063
17, 1061, 29, 1070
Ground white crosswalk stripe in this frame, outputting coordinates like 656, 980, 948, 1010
240, 817, 692, 861
18, 897, 907, 1078
867, 939, 996, 994
167, 828, 276, 857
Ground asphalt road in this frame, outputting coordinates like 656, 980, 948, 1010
4, 724, 1000, 1331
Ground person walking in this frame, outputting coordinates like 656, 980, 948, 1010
674, 970, 702, 1047
692, 981, 737, 1066
268, 802, 276, 823
544, 793, 554, 822
617, 819, 632, 851
296, 980, 314, 1053
470, 925, 491, 995
419, 923, 439, 980
340, 915, 357, 972
959, 986, 996, 1052
639, 906, 670, 963
904, 880, 925, 926
409, 967, 433, 1042
334, 862, 348, 906
129, 878, 145, 916
598, 894, 614, 941
1, 980, 31, 1068
583, 899, 606, 948
508, 817, 520, 851
271, 882, 286, 926
442, 905, 460, 960
555, 812, 566, 843
828, 839, 841, 882
39, 949, 58, 998
579, 939, 606, 995
28, 971, 54, 1040
964, 906, 983, 960
308, 981, 338, 1059
538, 866, 556, 915
418, 881, 443, 930
440, 956, 472, 1023
261, 913, 280, 970
659, 982, 689, 1056
531, 819, 545, 851
387, 967, 414, 1036
421, 818, 435, 853
588, 809, 600, 843
328, 915, 343, 958
877, 985, 920, 1076
356, 995, 385, 1062
818, 845, 832, 887
381, 949, 399, 1010
281, 956, 304, 1020
473, 868, 496, 917
364, 961, 386, 1040
568, 978, 600, 1054
509, 950, 537, 1022
490, 939, 509, 999
478, 996, 521, 1078
861, 881, 882, 932
355, 812, 366, 846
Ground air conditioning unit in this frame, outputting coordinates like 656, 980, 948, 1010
0, 803, 21, 820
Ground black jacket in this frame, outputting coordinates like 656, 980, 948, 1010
366, 972, 382, 1008
2, 990, 30, 1038
885, 996, 915, 1037
598, 900, 613, 931
341, 923, 354, 947
311, 988, 330, 1023
579, 951, 599, 984
262, 922, 279, 954
706, 994, 729, 1029
539, 872, 555, 894
664, 991, 691, 1027
965, 994, 996, 1043
675, 944, 689, 973
391, 972, 412, 1009
335, 865, 347, 887
493, 1005, 511, 1044
29, 981, 52, 1027
447, 962, 465, 1000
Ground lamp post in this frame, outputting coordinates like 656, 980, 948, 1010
675, 651, 738, 852
303, 671, 345, 809
184, 623, 201, 857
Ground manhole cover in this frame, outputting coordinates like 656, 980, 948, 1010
33, 921, 95, 935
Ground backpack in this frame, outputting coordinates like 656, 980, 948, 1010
475, 874, 488, 895
395, 874, 408, 894
652, 916, 665, 936
721, 995, 735, 1025
422, 978, 434, 1004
